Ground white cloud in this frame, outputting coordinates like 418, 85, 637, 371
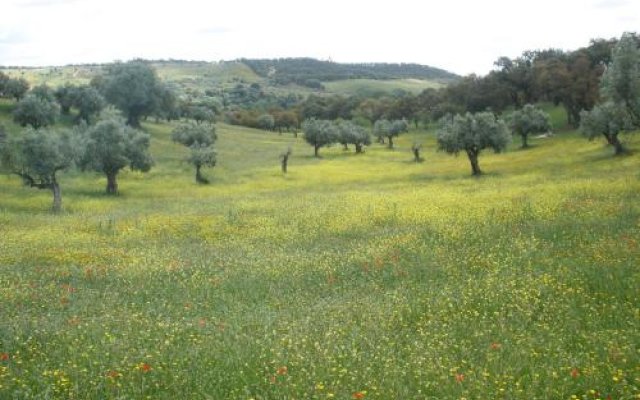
1, 0, 639, 75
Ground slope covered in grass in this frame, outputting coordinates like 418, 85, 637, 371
0, 104, 639, 398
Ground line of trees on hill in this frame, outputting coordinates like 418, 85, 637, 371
241, 58, 460, 88
296, 32, 638, 172
220, 38, 617, 135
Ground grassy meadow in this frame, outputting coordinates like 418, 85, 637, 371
0, 100, 639, 399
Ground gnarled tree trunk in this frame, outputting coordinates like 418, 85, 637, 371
195, 164, 209, 184
466, 148, 482, 176
387, 136, 394, 149
355, 143, 363, 154
314, 145, 320, 158
413, 148, 421, 162
106, 171, 118, 194
51, 178, 61, 213
605, 133, 625, 155
521, 133, 529, 148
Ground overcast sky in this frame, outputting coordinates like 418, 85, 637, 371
1, 0, 638, 76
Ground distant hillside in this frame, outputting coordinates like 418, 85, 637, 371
1, 58, 457, 103
241, 58, 460, 88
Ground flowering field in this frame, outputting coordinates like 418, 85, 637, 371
1, 118, 639, 399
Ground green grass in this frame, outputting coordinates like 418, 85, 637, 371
0, 105, 639, 399
323, 78, 444, 96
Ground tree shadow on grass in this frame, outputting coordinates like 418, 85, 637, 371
583, 146, 635, 163
510, 143, 541, 152
65, 187, 127, 199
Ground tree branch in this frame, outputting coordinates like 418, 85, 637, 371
12, 170, 52, 190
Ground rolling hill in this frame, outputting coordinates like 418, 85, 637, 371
1, 58, 458, 97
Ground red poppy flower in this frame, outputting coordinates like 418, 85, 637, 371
140, 363, 152, 373
352, 392, 366, 399
455, 373, 465, 383
0, 353, 9, 361
571, 368, 579, 378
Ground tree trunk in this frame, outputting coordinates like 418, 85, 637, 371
355, 143, 363, 154
606, 133, 625, 155
281, 155, 288, 173
413, 148, 421, 162
343, 143, 349, 151
563, 104, 573, 126
195, 164, 209, 184
314, 145, 320, 157
51, 178, 61, 213
466, 149, 482, 176
521, 133, 529, 148
106, 171, 118, 194
387, 136, 394, 149
127, 114, 141, 128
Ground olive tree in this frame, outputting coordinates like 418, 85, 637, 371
580, 32, 640, 155
600, 32, 640, 121
55, 83, 77, 115
257, 114, 275, 131
73, 86, 105, 123
437, 112, 511, 176
338, 121, 371, 153
374, 118, 408, 149
187, 105, 216, 124
31, 84, 56, 102
13, 94, 60, 129
373, 119, 391, 145
99, 60, 168, 127
509, 104, 551, 148
154, 85, 181, 122
302, 118, 339, 157
580, 102, 632, 155
1, 128, 75, 212
171, 121, 217, 184
78, 119, 153, 194
0, 76, 29, 100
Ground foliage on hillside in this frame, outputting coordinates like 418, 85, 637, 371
241, 57, 460, 88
